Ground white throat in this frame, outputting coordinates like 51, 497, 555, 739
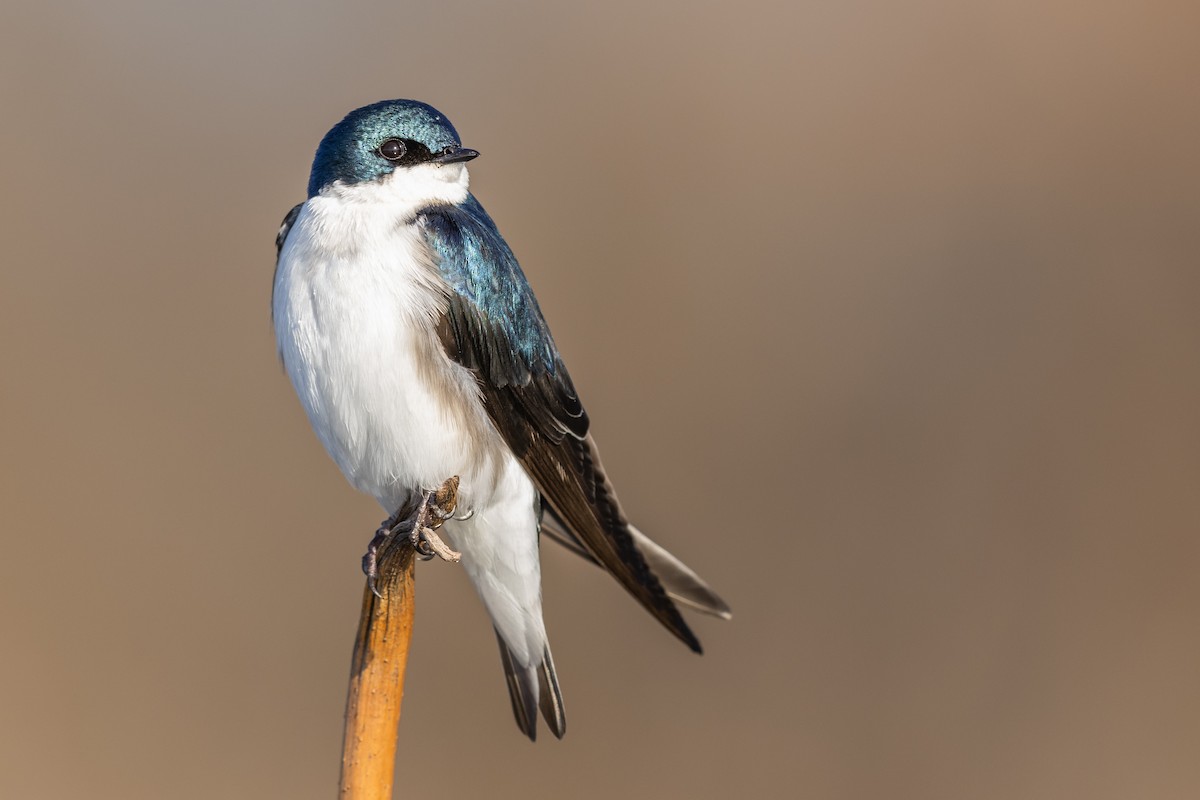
319, 162, 471, 220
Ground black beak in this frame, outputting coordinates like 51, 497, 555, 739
432, 146, 480, 165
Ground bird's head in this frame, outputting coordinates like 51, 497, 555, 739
307, 99, 479, 199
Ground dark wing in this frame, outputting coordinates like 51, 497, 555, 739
541, 509, 732, 620
276, 203, 303, 260
419, 196, 701, 653
271, 203, 304, 320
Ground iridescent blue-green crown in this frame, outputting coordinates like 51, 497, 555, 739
308, 99, 462, 196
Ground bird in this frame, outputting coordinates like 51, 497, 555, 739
272, 99, 730, 740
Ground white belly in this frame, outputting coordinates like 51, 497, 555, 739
272, 198, 508, 515
273, 186, 549, 669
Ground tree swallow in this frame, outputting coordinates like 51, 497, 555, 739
272, 99, 730, 740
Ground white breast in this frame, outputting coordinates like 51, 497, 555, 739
272, 170, 506, 514
273, 167, 551, 673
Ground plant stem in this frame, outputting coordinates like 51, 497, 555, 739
338, 539, 416, 799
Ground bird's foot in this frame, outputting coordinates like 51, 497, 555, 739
363, 476, 461, 597
409, 478, 462, 562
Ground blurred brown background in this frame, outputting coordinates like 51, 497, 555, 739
2, 1, 1198, 798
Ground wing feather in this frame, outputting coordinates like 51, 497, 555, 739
420, 197, 701, 652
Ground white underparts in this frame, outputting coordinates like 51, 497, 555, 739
273, 163, 550, 668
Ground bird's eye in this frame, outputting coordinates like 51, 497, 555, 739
378, 139, 407, 161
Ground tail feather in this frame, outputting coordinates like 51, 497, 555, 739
495, 628, 539, 740
537, 643, 566, 738
494, 629, 566, 741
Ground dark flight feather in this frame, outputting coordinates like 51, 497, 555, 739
272, 204, 304, 323
494, 628, 566, 741
275, 203, 303, 258
540, 509, 732, 620
420, 197, 703, 654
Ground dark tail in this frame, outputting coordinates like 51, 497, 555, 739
494, 628, 566, 741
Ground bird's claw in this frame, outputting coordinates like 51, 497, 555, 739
364, 476, 461, 597
410, 523, 462, 562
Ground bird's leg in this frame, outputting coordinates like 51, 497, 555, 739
363, 476, 462, 597
408, 477, 462, 562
